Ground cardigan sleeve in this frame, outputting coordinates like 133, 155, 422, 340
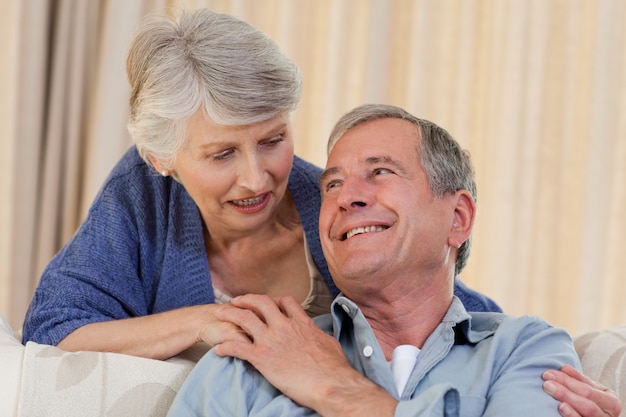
453, 277, 502, 313
22, 147, 213, 346
22, 167, 160, 345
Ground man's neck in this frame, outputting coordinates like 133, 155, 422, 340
349, 279, 453, 360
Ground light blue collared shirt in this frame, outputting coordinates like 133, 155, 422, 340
167, 296, 580, 417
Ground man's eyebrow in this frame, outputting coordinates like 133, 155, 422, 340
319, 154, 408, 188
319, 167, 339, 188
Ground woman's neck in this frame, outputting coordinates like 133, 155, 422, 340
203, 191, 310, 301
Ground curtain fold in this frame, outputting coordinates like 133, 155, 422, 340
0, 0, 21, 329
1, 0, 624, 336
79, 0, 163, 220
5, 0, 52, 331
36, 0, 97, 290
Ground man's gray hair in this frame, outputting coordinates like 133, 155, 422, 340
327, 104, 477, 275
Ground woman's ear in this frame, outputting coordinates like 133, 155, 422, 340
449, 190, 476, 249
147, 154, 164, 173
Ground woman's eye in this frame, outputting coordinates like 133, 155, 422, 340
211, 149, 234, 161
262, 135, 284, 147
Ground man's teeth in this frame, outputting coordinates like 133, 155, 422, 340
232, 196, 264, 206
346, 225, 386, 240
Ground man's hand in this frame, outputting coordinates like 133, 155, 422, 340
214, 294, 397, 417
543, 364, 622, 417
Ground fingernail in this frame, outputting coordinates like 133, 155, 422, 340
543, 381, 556, 395
558, 402, 573, 416
542, 370, 555, 380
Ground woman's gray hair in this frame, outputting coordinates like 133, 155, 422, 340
327, 104, 477, 275
127, 8, 302, 168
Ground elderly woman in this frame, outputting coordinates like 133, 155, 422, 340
20, 9, 619, 416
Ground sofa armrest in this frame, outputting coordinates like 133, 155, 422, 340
0, 316, 24, 417
17, 342, 194, 416
574, 326, 626, 408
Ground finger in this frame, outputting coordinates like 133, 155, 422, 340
545, 367, 619, 405
543, 378, 597, 417
214, 338, 253, 359
214, 304, 268, 339
223, 324, 253, 343
542, 370, 594, 404
231, 294, 288, 324
196, 314, 251, 347
558, 365, 595, 386
543, 369, 620, 417
275, 296, 311, 320
560, 365, 610, 392
557, 402, 582, 417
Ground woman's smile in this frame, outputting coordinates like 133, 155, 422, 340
228, 192, 271, 214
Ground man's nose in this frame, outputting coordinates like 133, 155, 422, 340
336, 176, 372, 210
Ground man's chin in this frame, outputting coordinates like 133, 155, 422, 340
331, 261, 387, 284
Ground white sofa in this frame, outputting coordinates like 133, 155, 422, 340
2, 315, 624, 416
574, 326, 626, 410
0, 316, 195, 417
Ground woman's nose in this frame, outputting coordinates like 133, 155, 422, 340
238, 155, 266, 192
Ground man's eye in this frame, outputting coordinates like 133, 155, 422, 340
325, 180, 342, 192
373, 167, 392, 175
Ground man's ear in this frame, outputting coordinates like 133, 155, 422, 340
449, 190, 475, 249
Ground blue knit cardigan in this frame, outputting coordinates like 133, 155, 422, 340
22, 147, 500, 346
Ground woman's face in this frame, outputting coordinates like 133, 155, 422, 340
170, 111, 295, 236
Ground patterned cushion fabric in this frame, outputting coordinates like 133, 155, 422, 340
17, 342, 194, 417
574, 326, 626, 407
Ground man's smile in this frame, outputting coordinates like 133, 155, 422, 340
343, 225, 389, 240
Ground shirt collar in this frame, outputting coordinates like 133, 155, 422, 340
321, 294, 498, 346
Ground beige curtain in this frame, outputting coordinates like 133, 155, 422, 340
0, 0, 21, 331
1, 0, 624, 337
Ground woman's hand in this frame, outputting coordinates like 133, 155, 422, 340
542, 364, 622, 417
195, 303, 253, 347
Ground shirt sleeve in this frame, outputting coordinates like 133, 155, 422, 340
170, 353, 461, 417
167, 351, 317, 417
477, 318, 580, 417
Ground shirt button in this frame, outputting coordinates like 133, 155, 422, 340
341, 304, 351, 314
363, 345, 374, 357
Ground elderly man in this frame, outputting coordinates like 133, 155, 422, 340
167, 104, 619, 417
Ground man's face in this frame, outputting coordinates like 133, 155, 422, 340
319, 118, 460, 294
